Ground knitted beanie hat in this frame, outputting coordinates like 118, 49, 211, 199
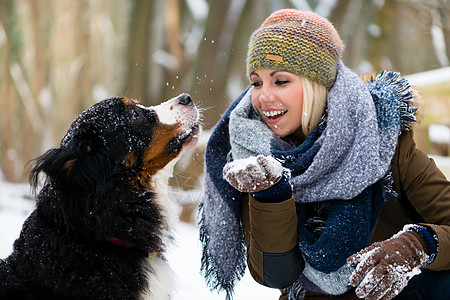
247, 9, 344, 88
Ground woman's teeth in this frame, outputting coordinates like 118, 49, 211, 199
263, 110, 287, 119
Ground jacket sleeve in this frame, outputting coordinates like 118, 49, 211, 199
241, 194, 304, 289
392, 130, 450, 270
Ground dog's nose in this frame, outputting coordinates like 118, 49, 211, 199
178, 93, 193, 106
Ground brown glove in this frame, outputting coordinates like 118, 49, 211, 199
222, 155, 283, 193
347, 230, 428, 300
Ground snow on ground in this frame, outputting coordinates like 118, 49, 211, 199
0, 181, 33, 258
167, 223, 280, 300
0, 180, 279, 300
1, 156, 449, 299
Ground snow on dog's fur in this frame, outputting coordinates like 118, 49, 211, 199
0, 94, 200, 300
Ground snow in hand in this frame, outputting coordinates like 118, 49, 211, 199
223, 155, 285, 192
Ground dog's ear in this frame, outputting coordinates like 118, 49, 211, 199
29, 128, 109, 195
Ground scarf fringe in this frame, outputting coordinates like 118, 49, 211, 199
198, 203, 246, 300
373, 71, 418, 131
288, 280, 306, 300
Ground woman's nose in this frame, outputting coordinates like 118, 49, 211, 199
258, 87, 274, 103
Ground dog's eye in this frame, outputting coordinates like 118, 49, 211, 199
131, 109, 144, 125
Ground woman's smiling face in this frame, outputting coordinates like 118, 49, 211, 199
250, 69, 304, 139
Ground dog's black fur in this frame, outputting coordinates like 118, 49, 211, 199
0, 95, 199, 300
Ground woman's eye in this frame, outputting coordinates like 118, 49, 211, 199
251, 81, 262, 87
275, 80, 289, 85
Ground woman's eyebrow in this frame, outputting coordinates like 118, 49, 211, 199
250, 70, 286, 78
270, 70, 284, 76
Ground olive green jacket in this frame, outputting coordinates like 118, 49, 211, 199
241, 130, 450, 299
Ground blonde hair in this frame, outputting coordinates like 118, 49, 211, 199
300, 76, 328, 136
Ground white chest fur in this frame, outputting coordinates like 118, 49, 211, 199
139, 160, 179, 299
140, 255, 175, 300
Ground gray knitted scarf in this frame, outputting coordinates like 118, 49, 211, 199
199, 61, 417, 299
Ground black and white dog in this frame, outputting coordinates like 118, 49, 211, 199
0, 94, 200, 300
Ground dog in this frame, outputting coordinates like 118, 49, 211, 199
0, 94, 200, 300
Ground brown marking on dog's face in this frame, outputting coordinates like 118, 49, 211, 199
121, 97, 140, 107
130, 122, 182, 189
124, 152, 136, 169
119, 94, 200, 190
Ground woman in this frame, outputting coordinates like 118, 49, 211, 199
199, 9, 450, 300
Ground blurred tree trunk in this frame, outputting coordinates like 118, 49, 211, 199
368, 0, 394, 72
0, 0, 16, 181
29, 0, 47, 105
72, 1, 93, 117
441, 0, 450, 62
167, 0, 183, 70
190, 0, 232, 129
29, 0, 52, 152
125, 0, 153, 102
222, 0, 253, 94
214, 0, 250, 99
